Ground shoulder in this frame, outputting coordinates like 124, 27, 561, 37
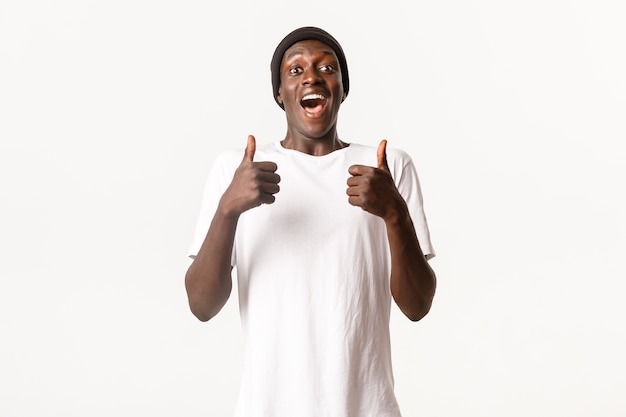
212, 141, 277, 166
347, 142, 414, 168
387, 147, 413, 165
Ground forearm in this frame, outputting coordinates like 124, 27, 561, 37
185, 207, 240, 322
386, 208, 437, 322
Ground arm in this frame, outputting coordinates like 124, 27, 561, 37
185, 135, 280, 321
384, 200, 436, 321
346, 140, 436, 321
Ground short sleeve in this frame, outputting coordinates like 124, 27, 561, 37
187, 152, 239, 264
391, 150, 436, 260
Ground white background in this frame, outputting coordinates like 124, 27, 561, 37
1, 0, 625, 416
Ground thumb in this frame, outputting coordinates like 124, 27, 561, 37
377, 139, 389, 171
243, 134, 256, 163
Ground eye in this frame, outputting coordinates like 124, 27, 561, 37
320, 64, 336, 72
288, 67, 302, 75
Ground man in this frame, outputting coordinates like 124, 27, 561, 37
185, 26, 436, 417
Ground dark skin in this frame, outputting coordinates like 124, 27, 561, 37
185, 39, 436, 322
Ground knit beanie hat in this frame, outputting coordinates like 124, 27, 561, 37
270, 26, 349, 109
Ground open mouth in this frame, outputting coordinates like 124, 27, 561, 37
300, 93, 327, 114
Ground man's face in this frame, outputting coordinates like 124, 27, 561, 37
277, 39, 344, 139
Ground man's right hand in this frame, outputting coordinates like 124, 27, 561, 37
219, 135, 281, 216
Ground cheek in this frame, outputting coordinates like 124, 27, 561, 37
279, 83, 297, 102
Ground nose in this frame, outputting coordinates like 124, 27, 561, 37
301, 67, 322, 85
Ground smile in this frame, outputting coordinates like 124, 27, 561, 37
301, 93, 327, 114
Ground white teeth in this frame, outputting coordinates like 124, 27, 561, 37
302, 94, 326, 101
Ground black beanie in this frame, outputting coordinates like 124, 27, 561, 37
270, 26, 349, 110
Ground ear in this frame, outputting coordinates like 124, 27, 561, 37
277, 86, 283, 104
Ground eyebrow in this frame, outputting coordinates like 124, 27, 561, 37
284, 49, 335, 60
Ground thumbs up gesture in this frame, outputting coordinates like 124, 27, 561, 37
221, 135, 281, 216
346, 140, 404, 221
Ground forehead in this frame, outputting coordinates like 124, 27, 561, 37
282, 39, 338, 62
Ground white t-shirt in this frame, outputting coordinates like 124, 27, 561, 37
189, 141, 435, 417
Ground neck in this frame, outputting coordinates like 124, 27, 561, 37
281, 131, 347, 156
